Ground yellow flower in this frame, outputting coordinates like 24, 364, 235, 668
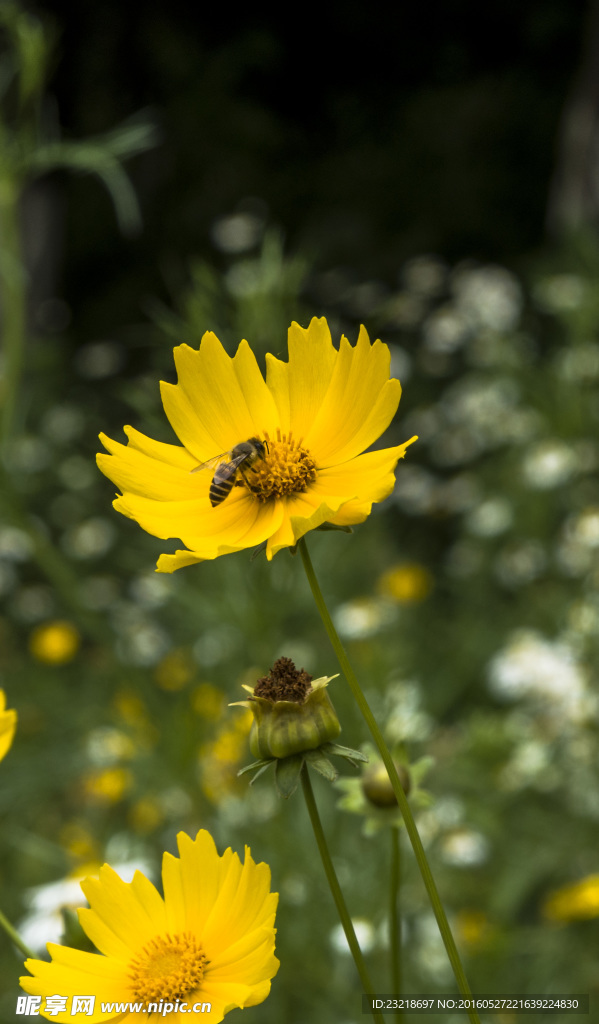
0, 689, 17, 762
82, 767, 132, 804
542, 874, 599, 921
21, 830, 279, 1022
29, 621, 80, 665
377, 562, 433, 603
97, 318, 416, 571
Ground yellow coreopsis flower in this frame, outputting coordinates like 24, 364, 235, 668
97, 318, 416, 571
0, 689, 17, 762
21, 830, 279, 1022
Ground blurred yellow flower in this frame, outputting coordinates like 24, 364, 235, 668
542, 874, 599, 921
21, 830, 279, 1022
199, 716, 252, 804
129, 796, 164, 834
191, 681, 225, 721
113, 689, 148, 725
29, 621, 80, 665
455, 909, 490, 947
98, 318, 416, 571
377, 562, 433, 603
155, 649, 194, 691
0, 689, 17, 762
83, 767, 132, 804
58, 822, 98, 864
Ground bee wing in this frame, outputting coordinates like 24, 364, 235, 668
190, 452, 230, 474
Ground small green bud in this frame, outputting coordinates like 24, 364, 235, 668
231, 657, 341, 760
361, 760, 411, 808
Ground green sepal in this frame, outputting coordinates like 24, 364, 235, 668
304, 748, 338, 781
275, 753, 304, 798
321, 742, 369, 767
248, 762, 274, 786
237, 757, 274, 777
315, 522, 354, 534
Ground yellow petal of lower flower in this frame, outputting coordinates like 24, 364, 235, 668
286, 318, 338, 441
305, 326, 403, 464
21, 947, 126, 1022
80, 865, 166, 953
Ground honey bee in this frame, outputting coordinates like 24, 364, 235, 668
191, 437, 269, 506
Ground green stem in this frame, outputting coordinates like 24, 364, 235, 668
390, 827, 401, 1002
0, 906, 34, 959
298, 537, 480, 1024
0, 171, 27, 449
301, 765, 384, 1024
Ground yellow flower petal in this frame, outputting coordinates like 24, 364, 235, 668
97, 433, 200, 500
0, 690, 16, 762
286, 318, 338, 440
305, 327, 403, 464
115, 489, 284, 557
80, 866, 166, 953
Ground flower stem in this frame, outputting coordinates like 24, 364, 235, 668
298, 537, 480, 1024
390, 827, 401, 1002
0, 906, 34, 959
300, 765, 384, 1023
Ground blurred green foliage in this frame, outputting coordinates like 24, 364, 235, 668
1, 3, 599, 1023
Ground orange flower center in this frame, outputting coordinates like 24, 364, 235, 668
241, 429, 317, 501
128, 932, 209, 1002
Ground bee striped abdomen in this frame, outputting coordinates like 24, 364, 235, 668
209, 466, 237, 507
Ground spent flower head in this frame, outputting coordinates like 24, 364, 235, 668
233, 657, 367, 798
97, 317, 416, 569
21, 830, 278, 1022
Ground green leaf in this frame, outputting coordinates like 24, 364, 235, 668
275, 754, 304, 798
321, 742, 369, 766
237, 757, 273, 777
304, 748, 338, 781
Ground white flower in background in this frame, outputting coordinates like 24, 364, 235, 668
533, 274, 585, 313
487, 629, 587, 719
334, 597, 395, 640
465, 497, 513, 537
330, 918, 376, 955
440, 829, 490, 867
522, 439, 578, 489
453, 265, 523, 332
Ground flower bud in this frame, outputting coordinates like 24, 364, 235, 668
361, 760, 411, 808
231, 657, 341, 760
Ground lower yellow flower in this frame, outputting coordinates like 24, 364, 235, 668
0, 689, 17, 762
21, 830, 279, 1022
97, 317, 417, 570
